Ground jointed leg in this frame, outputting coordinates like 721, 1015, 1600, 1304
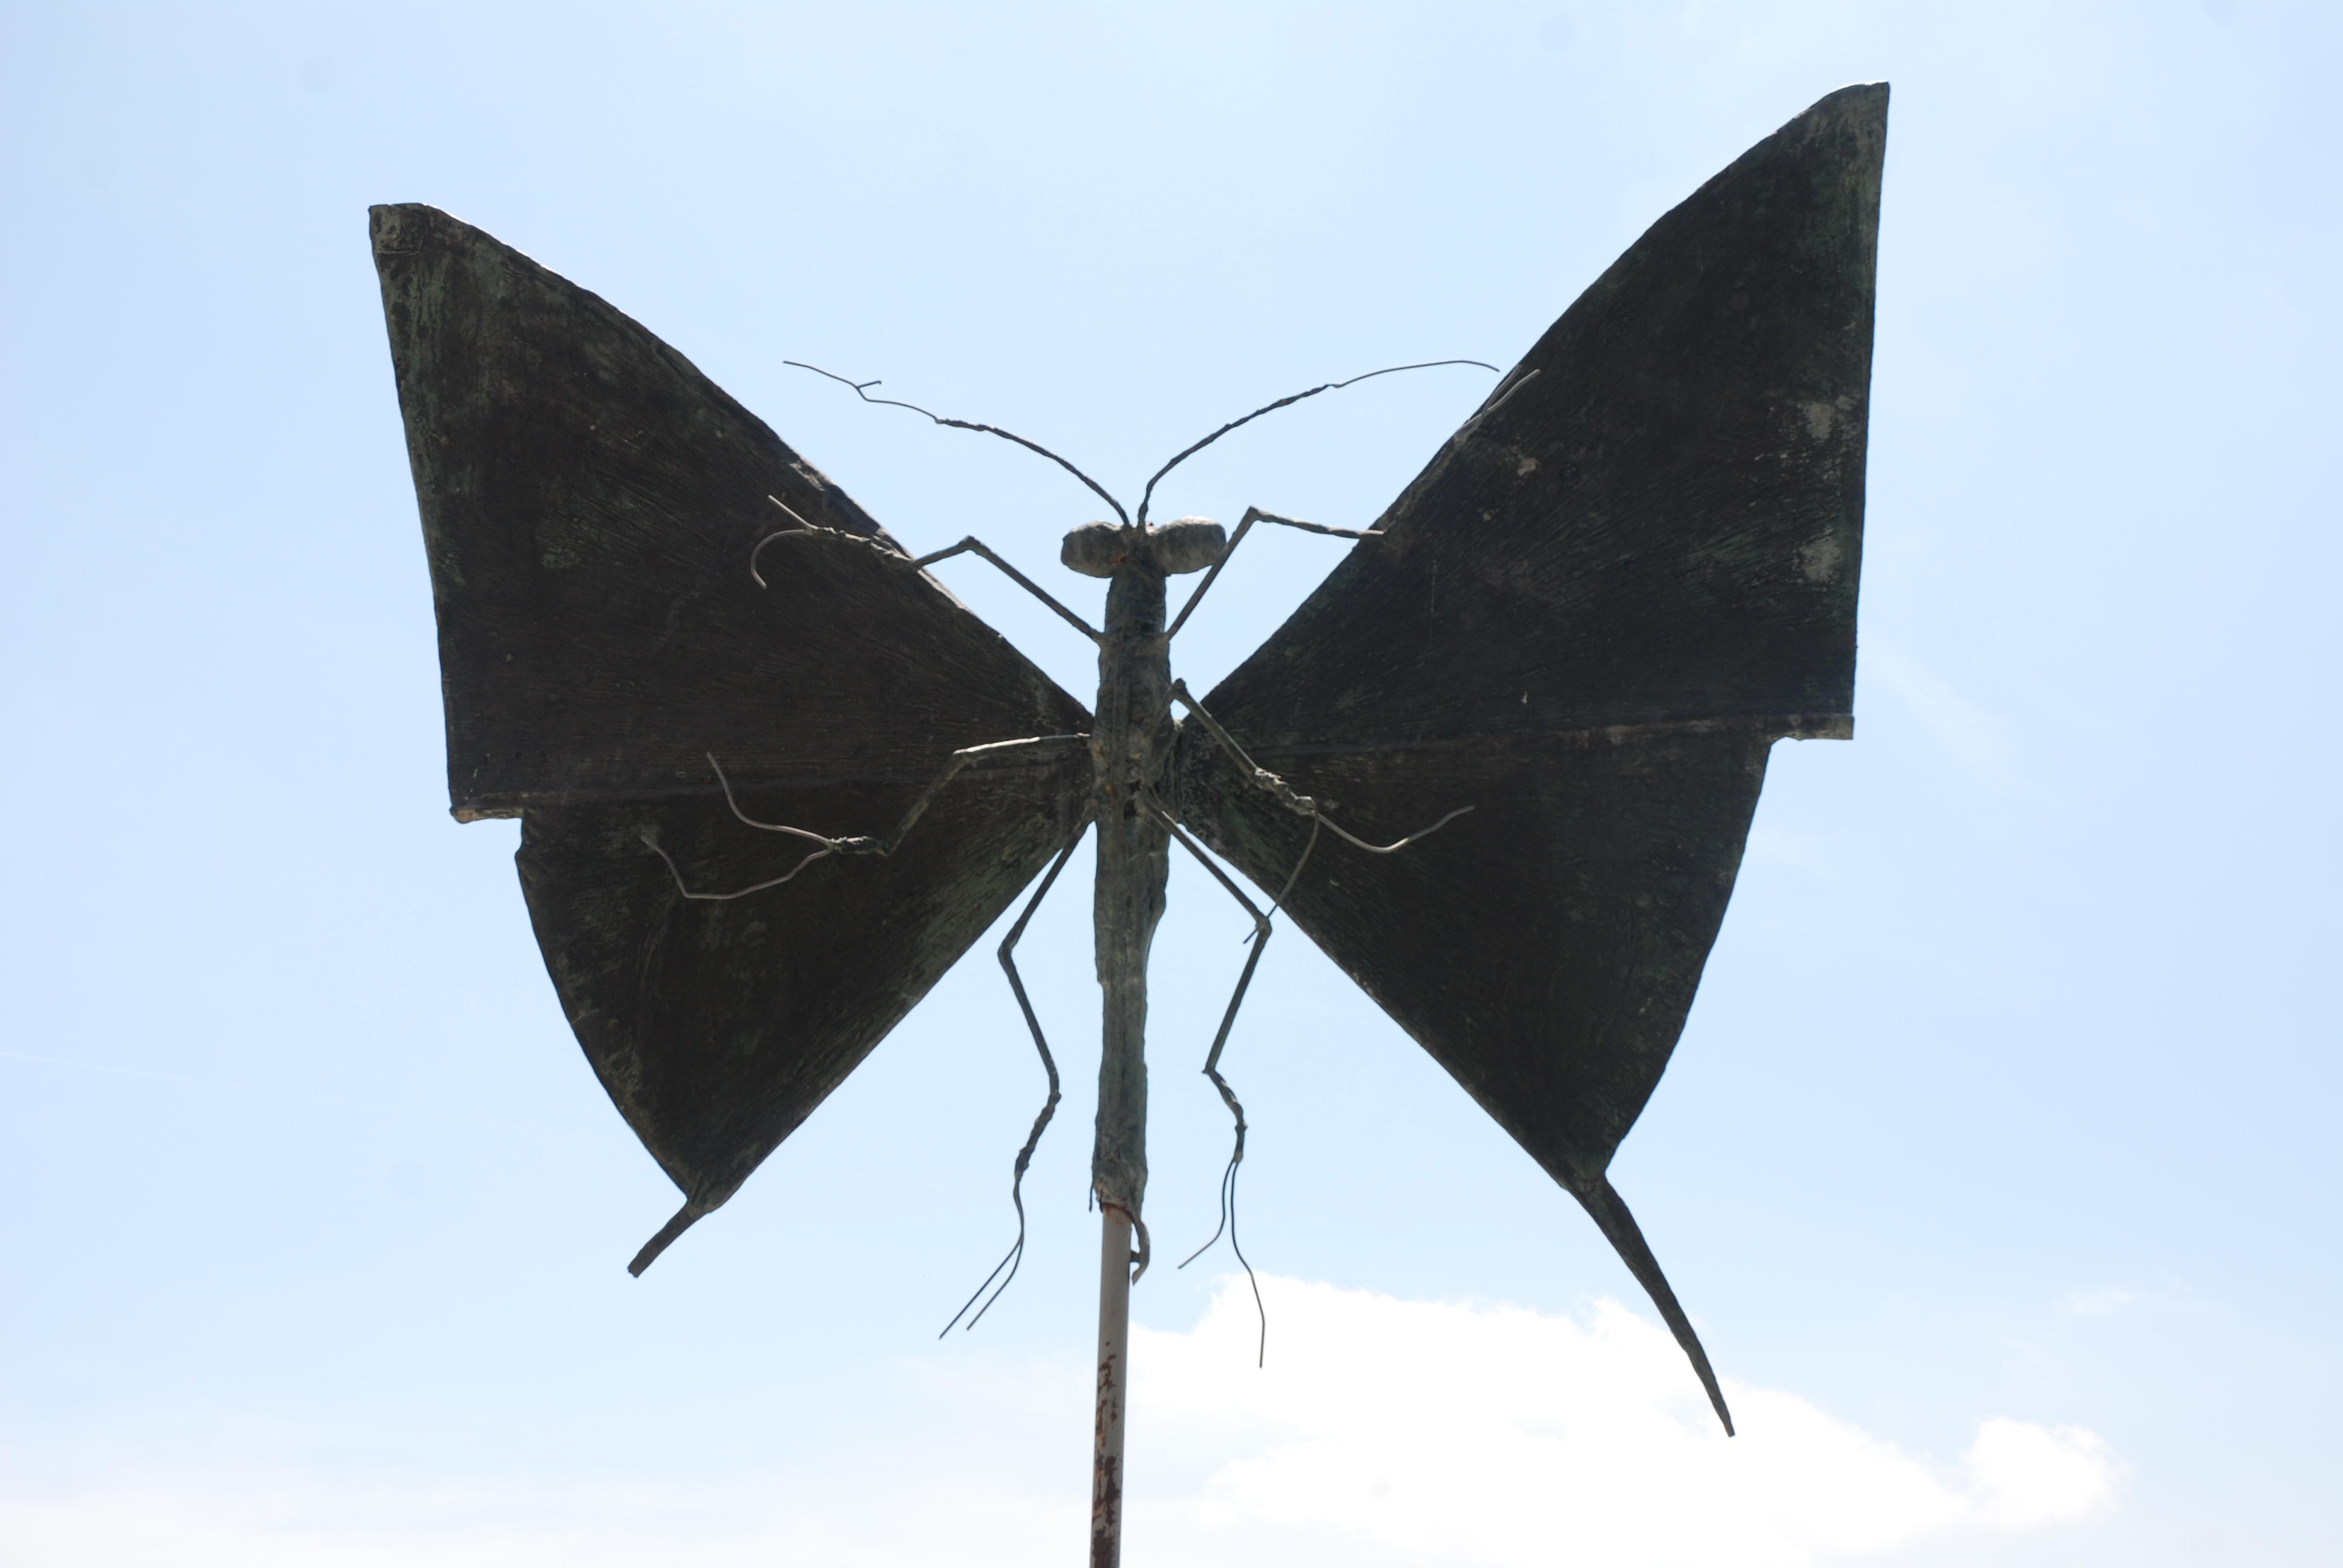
750, 497, 1104, 645
877, 735, 1092, 851
1165, 506, 1386, 640
1165, 681, 1474, 852
940, 822, 1090, 1335
644, 734, 1089, 901
910, 537, 1104, 645
1147, 795, 1277, 1365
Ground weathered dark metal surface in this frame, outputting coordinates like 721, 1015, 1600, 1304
370, 203, 1089, 818
1174, 733, 1771, 1183
1089, 560, 1173, 1221
1198, 83, 1882, 756
370, 205, 1093, 1257
1171, 84, 1887, 1426
520, 763, 1086, 1245
1169, 729, 1767, 1422
370, 82, 1884, 1454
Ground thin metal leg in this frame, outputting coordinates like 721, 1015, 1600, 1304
646, 734, 1088, 901
1178, 933, 1270, 1367
749, 498, 1105, 645
874, 735, 1089, 857
1150, 798, 1276, 1365
940, 826, 1088, 1335
1164, 504, 1387, 639
908, 537, 1104, 644
1166, 681, 1473, 852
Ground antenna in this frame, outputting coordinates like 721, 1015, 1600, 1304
1134, 359, 1496, 525
787, 361, 1131, 526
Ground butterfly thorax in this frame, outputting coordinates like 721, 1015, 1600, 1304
1062, 517, 1225, 817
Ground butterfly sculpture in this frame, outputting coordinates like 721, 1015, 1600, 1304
372, 82, 1886, 1564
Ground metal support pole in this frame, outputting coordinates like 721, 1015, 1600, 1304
1087, 547, 1165, 1568
1090, 1205, 1133, 1568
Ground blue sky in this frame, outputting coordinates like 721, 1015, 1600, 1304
2, 2, 2336, 1564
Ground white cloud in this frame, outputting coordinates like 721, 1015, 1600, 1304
0, 1279, 2120, 1568
1130, 1277, 2121, 1567
1964, 1417, 2122, 1529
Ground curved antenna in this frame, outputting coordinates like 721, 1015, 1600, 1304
1134, 359, 1499, 526
787, 361, 1129, 526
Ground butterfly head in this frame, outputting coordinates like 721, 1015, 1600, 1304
1061, 517, 1227, 580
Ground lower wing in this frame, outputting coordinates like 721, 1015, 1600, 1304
1172, 723, 1770, 1432
522, 753, 1090, 1272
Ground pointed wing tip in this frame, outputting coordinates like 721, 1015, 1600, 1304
626, 1200, 706, 1276
369, 203, 489, 266
1783, 82, 1890, 162
1571, 1174, 1736, 1436
1810, 80, 1890, 119
369, 201, 437, 247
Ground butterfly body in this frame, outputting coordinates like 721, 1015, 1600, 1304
1085, 535, 1179, 1223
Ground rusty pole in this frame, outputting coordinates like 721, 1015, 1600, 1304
1084, 535, 1168, 1568
1090, 1206, 1134, 1566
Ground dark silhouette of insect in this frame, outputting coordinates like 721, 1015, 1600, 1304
371, 83, 1887, 1567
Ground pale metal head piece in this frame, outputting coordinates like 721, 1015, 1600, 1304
1061, 518, 1228, 579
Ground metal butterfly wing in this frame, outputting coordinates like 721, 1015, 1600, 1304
1169, 83, 1889, 1432
371, 204, 1092, 1269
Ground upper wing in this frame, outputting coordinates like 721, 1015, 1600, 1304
1201, 84, 1881, 752
1172, 85, 1888, 1427
371, 205, 1095, 1264
372, 203, 1088, 817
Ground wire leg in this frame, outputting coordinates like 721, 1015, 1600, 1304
940, 825, 1089, 1335
1222, 1128, 1267, 1370
1150, 797, 1276, 1365
1165, 505, 1391, 639
879, 734, 1089, 853
1167, 681, 1473, 853
908, 537, 1104, 645
650, 735, 1088, 901
1178, 926, 1269, 1266
1256, 814, 1321, 933
1178, 936, 1271, 1357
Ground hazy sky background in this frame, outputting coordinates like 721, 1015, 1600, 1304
2, 2, 2336, 1564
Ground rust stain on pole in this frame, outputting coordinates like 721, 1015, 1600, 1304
1091, 1206, 1133, 1568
